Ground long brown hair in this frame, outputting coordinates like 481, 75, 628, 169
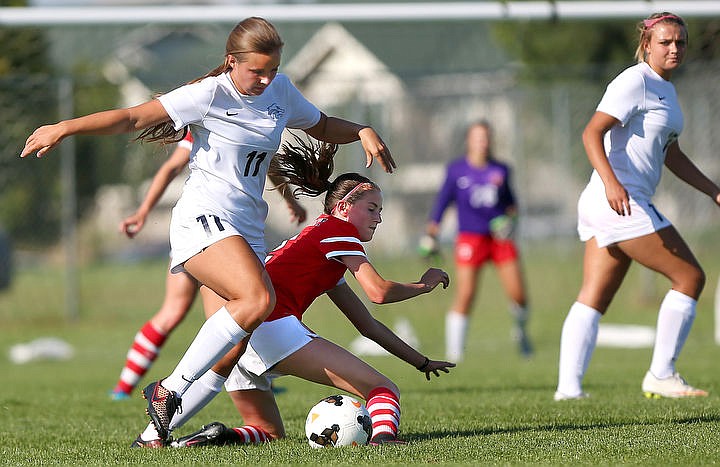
268, 134, 378, 214
138, 17, 284, 144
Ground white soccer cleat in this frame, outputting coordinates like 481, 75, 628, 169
553, 391, 590, 401
641, 371, 708, 399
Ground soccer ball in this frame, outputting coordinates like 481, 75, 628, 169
305, 394, 372, 448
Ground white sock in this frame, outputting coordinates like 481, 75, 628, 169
556, 302, 601, 396
649, 289, 696, 379
140, 422, 160, 442
446, 311, 468, 362
162, 307, 248, 396
169, 370, 227, 431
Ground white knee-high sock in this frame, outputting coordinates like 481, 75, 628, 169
556, 302, 601, 396
162, 307, 248, 396
169, 370, 227, 431
649, 289, 697, 379
445, 311, 468, 362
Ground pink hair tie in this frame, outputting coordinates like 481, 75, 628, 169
339, 182, 373, 203
332, 182, 373, 215
643, 14, 682, 29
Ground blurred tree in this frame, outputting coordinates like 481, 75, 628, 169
492, 19, 637, 83
492, 16, 720, 83
0, 0, 61, 245
0, 1, 127, 247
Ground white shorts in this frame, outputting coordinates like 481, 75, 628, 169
168, 197, 266, 273
225, 316, 318, 392
577, 185, 672, 248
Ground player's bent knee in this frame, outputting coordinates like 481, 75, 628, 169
226, 292, 276, 330
676, 266, 706, 298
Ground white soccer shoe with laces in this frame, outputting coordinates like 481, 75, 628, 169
641, 371, 708, 399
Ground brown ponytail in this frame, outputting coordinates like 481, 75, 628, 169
269, 134, 379, 214
269, 133, 338, 198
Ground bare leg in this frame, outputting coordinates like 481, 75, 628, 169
112, 269, 197, 397
619, 227, 705, 388
556, 238, 631, 398
276, 338, 402, 441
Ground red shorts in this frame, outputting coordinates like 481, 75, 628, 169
455, 232, 518, 267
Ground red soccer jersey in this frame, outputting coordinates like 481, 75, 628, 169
265, 214, 366, 321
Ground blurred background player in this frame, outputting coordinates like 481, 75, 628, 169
110, 132, 307, 400
131, 141, 452, 448
422, 120, 532, 361
554, 12, 719, 400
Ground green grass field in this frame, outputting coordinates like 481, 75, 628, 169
2, 239, 720, 465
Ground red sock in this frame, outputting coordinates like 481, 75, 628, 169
367, 387, 401, 440
229, 425, 272, 444
113, 321, 167, 395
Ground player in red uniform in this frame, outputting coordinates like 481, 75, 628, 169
133, 138, 453, 447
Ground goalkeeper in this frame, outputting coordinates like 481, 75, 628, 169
421, 120, 532, 360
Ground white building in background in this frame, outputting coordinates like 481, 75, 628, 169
282, 22, 406, 109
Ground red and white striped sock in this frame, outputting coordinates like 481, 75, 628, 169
113, 321, 167, 395
228, 425, 272, 444
367, 387, 401, 441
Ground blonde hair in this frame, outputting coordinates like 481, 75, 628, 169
138, 17, 284, 144
634, 12, 686, 63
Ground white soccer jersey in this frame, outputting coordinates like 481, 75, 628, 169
158, 73, 321, 267
588, 61, 684, 201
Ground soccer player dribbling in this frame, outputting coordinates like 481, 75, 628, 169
21, 16, 396, 441
132, 139, 453, 448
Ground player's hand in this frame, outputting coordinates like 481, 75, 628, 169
119, 212, 146, 238
358, 127, 396, 173
605, 180, 631, 216
20, 123, 65, 158
420, 359, 455, 381
419, 268, 450, 290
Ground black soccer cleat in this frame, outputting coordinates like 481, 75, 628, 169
142, 381, 182, 442
170, 422, 235, 448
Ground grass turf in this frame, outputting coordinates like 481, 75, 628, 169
2, 240, 720, 464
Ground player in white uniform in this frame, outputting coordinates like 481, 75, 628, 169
20, 17, 396, 440
554, 12, 720, 401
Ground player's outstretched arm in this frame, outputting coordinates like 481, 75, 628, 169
20, 100, 169, 159
343, 256, 449, 304
303, 113, 395, 173
327, 283, 454, 380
